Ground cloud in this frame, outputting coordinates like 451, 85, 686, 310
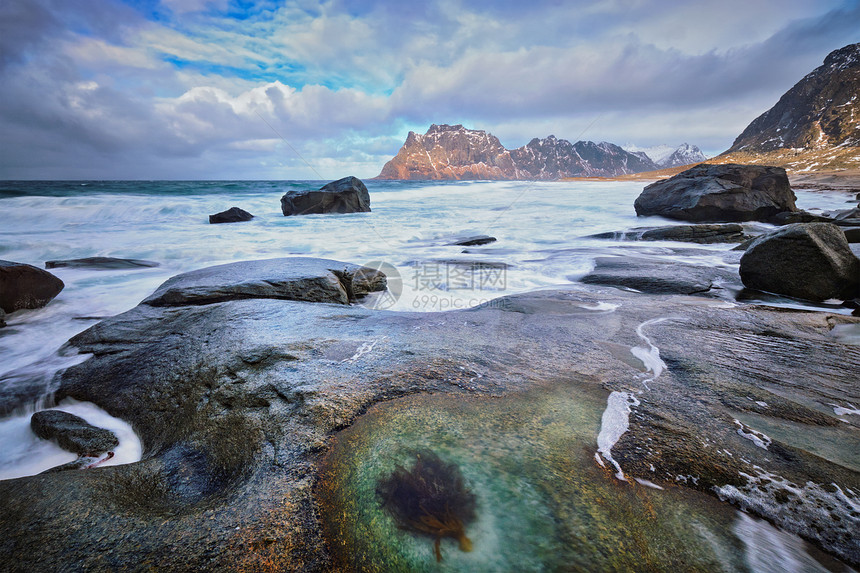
0, 0, 858, 178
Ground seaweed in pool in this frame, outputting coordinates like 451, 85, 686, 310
376, 450, 477, 562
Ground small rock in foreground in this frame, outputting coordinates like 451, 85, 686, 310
30, 410, 119, 456
739, 223, 860, 301
281, 176, 371, 216
209, 207, 254, 224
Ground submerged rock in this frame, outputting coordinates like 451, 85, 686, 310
739, 223, 860, 301
448, 235, 497, 246
588, 224, 747, 244
141, 257, 386, 307
45, 257, 160, 270
579, 255, 740, 297
30, 410, 118, 456
0, 260, 64, 314
209, 207, 254, 224
634, 163, 797, 223
280, 176, 371, 216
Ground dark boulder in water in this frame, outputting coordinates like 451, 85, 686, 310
739, 223, 860, 301
209, 206, 254, 224
579, 255, 740, 297
0, 260, 64, 314
30, 410, 119, 456
45, 257, 160, 270
634, 163, 797, 223
448, 235, 497, 246
281, 176, 371, 216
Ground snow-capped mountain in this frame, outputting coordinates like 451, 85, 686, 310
377, 124, 659, 180
622, 143, 706, 168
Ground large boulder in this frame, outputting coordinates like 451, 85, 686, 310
30, 410, 119, 456
739, 223, 860, 301
281, 176, 371, 216
0, 260, 64, 314
142, 257, 386, 307
634, 164, 798, 223
209, 206, 254, 224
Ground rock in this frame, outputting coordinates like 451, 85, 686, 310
0, 308, 5, 327
739, 223, 860, 301
768, 210, 835, 225
280, 176, 370, 216
448, 235, 497, 246
45, 257, 160, 270
588, 224, 747, 244
209, 207, 254, 224
2, 281, 859, 569
578, 255, 740, 297
142, 257, 387, 307
30, 410, 118, 456
633, 163, 798, 223
0, 260, 64, 314
844, 228, 860, 243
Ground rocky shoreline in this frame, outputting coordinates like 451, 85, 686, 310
0, 251, 858, 570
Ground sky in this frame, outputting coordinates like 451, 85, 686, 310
0, 0, 858, 180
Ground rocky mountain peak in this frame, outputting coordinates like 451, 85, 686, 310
727, 43, 860, 154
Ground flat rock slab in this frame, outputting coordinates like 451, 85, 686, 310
142, 257, 387, 307
0, 260, 64, 314
447, 235, 497, 246
588, 224, 747, 244
1, 259, 858, 570
579, 255, 741, 296
46, 257, 160, 270
30, 410, 118, 456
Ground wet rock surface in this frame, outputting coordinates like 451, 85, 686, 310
209, 206, 254, 224
45, 257, 160, 270
739, 223, 860, 301
280, 176, 371, 216
30, 410, 118, 457
588, 224, 748, 244
141, 257, 386, 307
0, 259, 858, 570
634, 163, 798, 223
0, 260, 64, 314
579, 255, 741, 297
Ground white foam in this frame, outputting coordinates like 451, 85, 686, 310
577, 302, 620, 312
830, 402, 860, 417
734, 419, 772, 450
630, 317, 670, 389
0, 398, 141, 481
734, 511, 832, 573
596, 391, 640, 481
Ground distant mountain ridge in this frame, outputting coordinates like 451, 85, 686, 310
719, 42, 860, 170
376, 124, 702, 180
623, 143, 706, 168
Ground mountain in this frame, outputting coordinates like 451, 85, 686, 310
720, 43, 860, 170
622, 143, 706, 168
376, 124, 659, 180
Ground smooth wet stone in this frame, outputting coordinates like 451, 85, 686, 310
30, 410, 118, 456
579, 255, 740, 297
1, 263, 858, 570
588, 224, 748, 244
740, 223, 860, 301
0, 260, 64, 314
280, 176, 371, 216
208, 206, 254, 224
45, 257, 160, 270
141, 257, 386, 307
